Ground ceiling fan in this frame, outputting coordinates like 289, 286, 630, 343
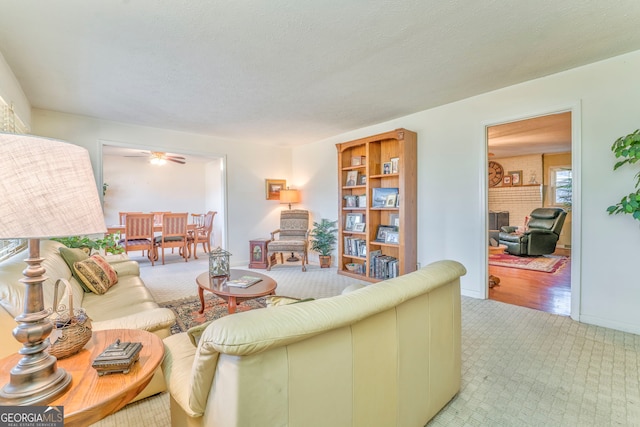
126, 151, 186, 165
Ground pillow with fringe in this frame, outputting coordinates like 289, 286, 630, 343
73, 254, 118, 295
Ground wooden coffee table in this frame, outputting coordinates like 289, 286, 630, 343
0, 329, 163, 427
196, 269, 277, 314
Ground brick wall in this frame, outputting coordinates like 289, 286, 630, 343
489, 185, 543, 228
488, 154, 543, 228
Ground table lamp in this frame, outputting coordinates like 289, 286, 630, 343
0, 133, 106, 405
279, 188, 302, 261
279, 188, 300, 210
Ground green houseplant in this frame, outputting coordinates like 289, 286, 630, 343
52, 233, 125, 255
310, 219, 338, 268
607, 129, 640, 221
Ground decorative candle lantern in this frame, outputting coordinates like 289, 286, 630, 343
209, 247, 232, 277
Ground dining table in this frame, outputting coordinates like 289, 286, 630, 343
106, 223, 198, 258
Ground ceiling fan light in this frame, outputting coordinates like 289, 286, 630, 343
150, 152, 167, 165
150, 157, 166, 165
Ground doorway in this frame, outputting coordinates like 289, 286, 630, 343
486, 112, 572, 316
98, 141, 227, 250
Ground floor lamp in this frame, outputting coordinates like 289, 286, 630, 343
0, 133, 106, 405
279, 188, 301, 262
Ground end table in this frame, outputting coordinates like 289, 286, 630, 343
249, 238, 276, 269
0, 329, 164, 427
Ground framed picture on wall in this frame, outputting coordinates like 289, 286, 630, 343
509, 170, 522, 186
502, 175, 512, 186
265, 179, 286, 200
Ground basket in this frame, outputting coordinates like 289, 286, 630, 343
48, 278, 92, 359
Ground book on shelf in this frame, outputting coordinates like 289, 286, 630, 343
226, 275, 263, 288
344, 237, 366, 257
369, 252, 398, 279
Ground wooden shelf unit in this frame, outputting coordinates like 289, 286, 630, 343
336, 128, 417, 283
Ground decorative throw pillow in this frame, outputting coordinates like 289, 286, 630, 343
187, 321, 212, 347
59, 247, 91, 291
73, 254, 118, 295
265, 295, 314, 307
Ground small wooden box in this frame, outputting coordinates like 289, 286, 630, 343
92, 339, 142, 376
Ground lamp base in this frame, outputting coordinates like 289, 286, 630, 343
0, 360, 71, 406
0, 238, 72, 406
286, 252, 300, 262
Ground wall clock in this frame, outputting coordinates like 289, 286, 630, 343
488, 161, 504, 187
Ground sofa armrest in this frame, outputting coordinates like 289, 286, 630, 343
110, 260, 140, 277
500, 226, 518, 233
103, 253, 130, 264
91, 307, 175, 334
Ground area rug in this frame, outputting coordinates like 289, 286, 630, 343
489, 253, 568, 273
159, 294, 267, 335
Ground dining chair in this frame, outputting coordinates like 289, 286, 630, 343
119, 211, 142, 225
190, 213, 205, 228
189, 211, 216, 259
152, 211, 171, 226
118, 213, 156, 265
154, 212, 189, 265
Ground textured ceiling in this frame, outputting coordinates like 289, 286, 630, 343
1, 1, 639, 147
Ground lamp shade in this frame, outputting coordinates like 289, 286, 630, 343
279, 189, 300, 205
0, 133, 106, 238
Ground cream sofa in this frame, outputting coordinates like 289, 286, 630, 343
0, 239, 176, 400
162, 259, 466, 427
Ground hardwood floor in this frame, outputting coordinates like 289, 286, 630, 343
488, 248, 571, 316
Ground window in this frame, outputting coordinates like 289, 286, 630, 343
550, 166, 572, 208
0, 239, 27, 263
0, 96, 30, 261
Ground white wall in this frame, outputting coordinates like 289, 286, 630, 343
30, 109, 293, 265
103, 154, 209, 225
294, 49, 640, 334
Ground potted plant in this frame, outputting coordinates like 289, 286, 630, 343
52, 233, 125, 255
607, 129, 640, 221
310, 219, 338, 268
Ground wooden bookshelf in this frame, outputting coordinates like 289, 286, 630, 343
336, 128, 417, 282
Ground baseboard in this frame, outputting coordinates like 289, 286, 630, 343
579, 314, 640, 335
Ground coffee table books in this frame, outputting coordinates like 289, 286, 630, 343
226, 275, 263, 288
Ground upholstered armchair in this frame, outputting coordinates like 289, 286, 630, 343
499, 207, 567, 256
267, 209, 309, 272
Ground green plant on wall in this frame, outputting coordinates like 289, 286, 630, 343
607, 129, 640, 221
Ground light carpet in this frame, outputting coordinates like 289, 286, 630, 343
489, 253, 568, 273
93, 255, 640, 427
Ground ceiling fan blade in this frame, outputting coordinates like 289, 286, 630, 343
167, 158, 186, 164
167, 155, 186, 160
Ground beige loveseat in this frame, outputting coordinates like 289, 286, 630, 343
0, 239, 176, 400
162, 259, 466, 427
